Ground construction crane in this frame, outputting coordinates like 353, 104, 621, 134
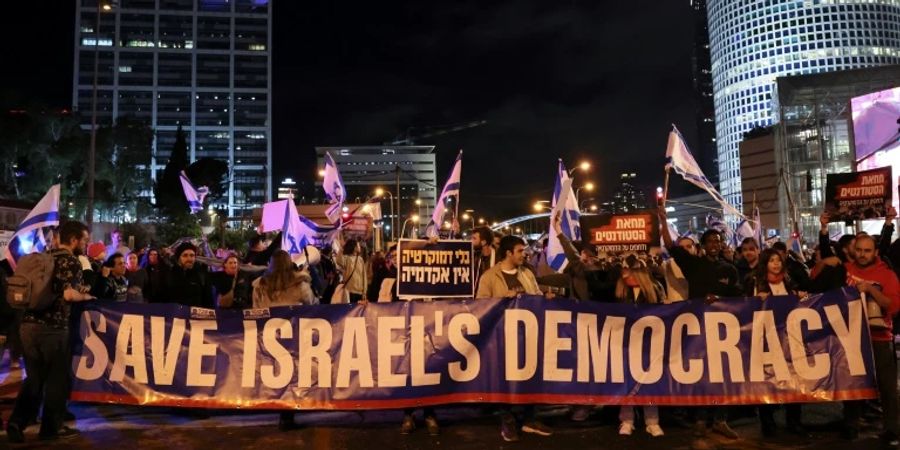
385, 120, 487, 145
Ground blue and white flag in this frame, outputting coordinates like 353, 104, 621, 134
6, 184, 60, 269
268, 200, 340, 259
179, 171, 208, 214
666, 126, 744, 218
735, 219, 755, 245
426, 151, 462, 238
322, 152, 346, 224
547, 160, 581, 273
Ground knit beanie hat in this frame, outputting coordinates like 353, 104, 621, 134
87, 241, 107, 259
174, 242, 198, 260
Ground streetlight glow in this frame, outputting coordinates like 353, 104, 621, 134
590, 205, 598, 212
478, 218, 485, 224
462, 213, 470, 220
317, 169, 326, 177
102, 3, 112, 11
584, 182, 594, 191
375, 187, 384, 197
412, 214, 420, 223
579, 161, 591, 171
414, 199, 421, 206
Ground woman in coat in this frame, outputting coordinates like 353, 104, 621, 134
614, 254, 665, 438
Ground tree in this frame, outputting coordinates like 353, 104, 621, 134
154, 125, 190, 217
186, 157, 229, 200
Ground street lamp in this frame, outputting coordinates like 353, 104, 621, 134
478, 217, 485, 225
575, 181, 594, 207
533, 200, 551, 212
462, 209, 475, 230
375, 187, 395, 243
568, 160, 591, 176
86, 1, 116, 230
317, 169, 326, 177
401, 214, 420, 239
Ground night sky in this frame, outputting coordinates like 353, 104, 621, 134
1, 0, 699, 220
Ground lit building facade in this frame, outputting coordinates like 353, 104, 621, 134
773, 65, 900, 240
314, 146, 437, 224
707, 0, 900, 213
72, 0, 272, 217
690, 0, 719, 185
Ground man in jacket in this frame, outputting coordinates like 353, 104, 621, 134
475, 235, 553, 442
164, 242, 214, 308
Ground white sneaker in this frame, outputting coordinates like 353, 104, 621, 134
646, 424, 664, 437
618, 422, 634, 436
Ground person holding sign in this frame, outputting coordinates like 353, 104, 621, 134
658, 208, 741, 442
476, 235, 553, 442
614, 254, 666, 437
744, 249, 809, 438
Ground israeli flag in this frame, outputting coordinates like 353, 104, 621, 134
666, 126, 744, 218
277, 200, 340, 259
426, 151, 462, 238
179, 171, 209, 214
547, 160, 580, 273
322, 152, 346, 224
6, 184, 60, 268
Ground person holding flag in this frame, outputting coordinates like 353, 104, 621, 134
5, 185, 61, 270
426, 151, 462, 238
665, 126, 744, 219
546, 160, 580, 273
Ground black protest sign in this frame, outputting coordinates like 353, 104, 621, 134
580, 209, 661, 253
396, 239, 474, 298
825, 167, 892, 222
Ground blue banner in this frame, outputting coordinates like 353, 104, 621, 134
70, 288, 877, 409
396, 239, 473, 298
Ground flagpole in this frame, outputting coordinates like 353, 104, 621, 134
662, 167, 671, 205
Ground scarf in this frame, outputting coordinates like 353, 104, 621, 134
766, 271, 785, 285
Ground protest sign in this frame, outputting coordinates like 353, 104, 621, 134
396, 239, 473, 298
70, 289, 877, 410
825, 167, 892, 222
580, 210, 661, 252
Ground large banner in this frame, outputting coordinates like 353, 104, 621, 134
70, 288, 877, 409
580, 210, 660, 253
396, 239, 473, 298
825, 167, 892, 222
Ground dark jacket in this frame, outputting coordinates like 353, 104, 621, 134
211, 270, 256, 309
143, 262, 170, 303
669, 246, 742, 299
743, 273, 799, 297
92, 274, 128, 302
165, 264, 214, 308
368, 263, 398, 302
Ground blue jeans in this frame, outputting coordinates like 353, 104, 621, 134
9, 322, 70, 436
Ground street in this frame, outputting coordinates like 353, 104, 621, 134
0, 355, 890, 450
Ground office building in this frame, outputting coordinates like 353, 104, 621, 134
690, 0, 718, 184
72, 0, 272, 218
314, 146, 437, 222
772, 65, 900, 240
707, 0, 900, 213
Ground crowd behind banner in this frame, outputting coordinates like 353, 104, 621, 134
0, 203, 899, 445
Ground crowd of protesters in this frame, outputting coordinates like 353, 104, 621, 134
0, 204, 898, 447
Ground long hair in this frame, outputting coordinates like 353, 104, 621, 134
754, 249, 789, 293
615, 267, 661, 304
260, 250, 297, 298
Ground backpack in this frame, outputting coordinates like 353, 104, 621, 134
6, 252, 57, 311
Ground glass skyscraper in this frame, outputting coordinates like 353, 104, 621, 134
707, 0, 900, 212
72, 0, 271, 218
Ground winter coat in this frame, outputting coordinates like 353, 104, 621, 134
252, 270, 315, 308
